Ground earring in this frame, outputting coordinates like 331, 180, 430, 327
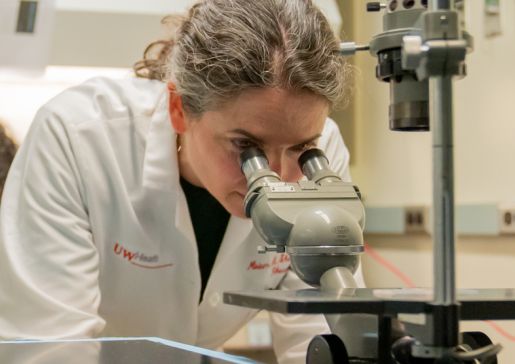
176, 134, 182, 153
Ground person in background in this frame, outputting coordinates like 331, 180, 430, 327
0, 122, 18, 199
0, 1, 364, 363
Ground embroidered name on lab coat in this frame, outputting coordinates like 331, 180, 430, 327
113, 242, 174, 269
247, 253, 290, 274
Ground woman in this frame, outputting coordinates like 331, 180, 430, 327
0, 1, 362, 363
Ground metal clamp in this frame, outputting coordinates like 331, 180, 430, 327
257, 245, 286, 254
339, 42, 370, 56
286, 245, 364, 256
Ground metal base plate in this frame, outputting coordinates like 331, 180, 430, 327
224, 288, 515, 320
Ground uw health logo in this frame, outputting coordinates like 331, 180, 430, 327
113, 242, 174, 269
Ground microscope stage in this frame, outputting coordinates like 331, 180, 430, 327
224, 288, 515, 320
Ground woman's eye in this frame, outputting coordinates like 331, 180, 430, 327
231, 139, 257, 150
291, 142, 316, 153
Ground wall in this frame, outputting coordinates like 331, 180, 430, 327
351, 1, 515, 206
349, 1, 515, 361
0, 0, 343, 139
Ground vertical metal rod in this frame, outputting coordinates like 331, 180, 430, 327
431, 76, 456, 305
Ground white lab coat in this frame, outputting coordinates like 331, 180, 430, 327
0, 77, 363, 364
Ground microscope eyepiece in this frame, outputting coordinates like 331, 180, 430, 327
298, 148, 341, 184
240, 147, 268, 176
239, 147, 280, 186
298, 148, 328, 170
240, 147, 267, 167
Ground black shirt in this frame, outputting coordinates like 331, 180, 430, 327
180, 177, 230, 300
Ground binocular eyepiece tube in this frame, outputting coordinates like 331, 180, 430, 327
240, 147, 340, 184
240, 147, 270, 181
298, 148, 341, 184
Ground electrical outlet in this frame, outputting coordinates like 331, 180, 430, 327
404, 206, 428, 234
499, 206, 515, 234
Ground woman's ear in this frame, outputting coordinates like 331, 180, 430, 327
168, 82, 187, 134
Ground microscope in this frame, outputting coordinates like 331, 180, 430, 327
225, 1, 515, 363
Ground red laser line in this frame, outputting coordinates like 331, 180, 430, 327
364, 242, 416, 288
484, 321, 515, 342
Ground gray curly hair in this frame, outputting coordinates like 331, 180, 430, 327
134, 0, 350, 115
0, 122, 18, 200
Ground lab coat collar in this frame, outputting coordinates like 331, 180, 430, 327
141, 89, 193, 242
141, 89, 180, 193
140, 88, 255, 253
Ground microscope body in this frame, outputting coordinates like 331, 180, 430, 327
246, 177, 364, 286
241, 148, 381, 359
242, 148, 364, 287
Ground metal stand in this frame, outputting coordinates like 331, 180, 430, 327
225, 1, 510, 362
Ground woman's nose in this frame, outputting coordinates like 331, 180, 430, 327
267, 153, 282, 177
267, 152, 301, 182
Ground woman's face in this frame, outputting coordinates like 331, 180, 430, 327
169, 87, 330, 218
